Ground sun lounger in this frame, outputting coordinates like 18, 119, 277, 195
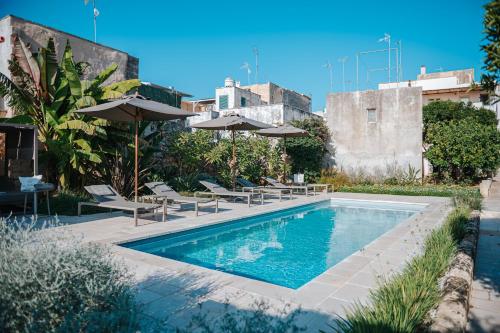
262, 177, 315, 196
236, 178, 293, 201
263, 177, 332, 195
145, 182, 218, 216
197, 180, 263, 207
78, 185, 166, 226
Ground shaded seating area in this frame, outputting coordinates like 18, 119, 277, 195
0, 123, 54, 215
78, 185, 166, 226
197, 180, 263, 207
144, 182, 218, 216
236, 178, 293, 201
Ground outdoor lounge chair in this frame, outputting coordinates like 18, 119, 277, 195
236, 178, 293, 201
145, 182, 218, 216
263, 177, 332, 195
197, 180, 263, 207
78, 185, 166, 226
262, 177, 315, 196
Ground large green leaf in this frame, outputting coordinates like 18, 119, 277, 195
51, 76, 69, 113
86, 63, 118, 93
101, 79, 140, 100
0, 114, 33, 125
61, 40, 82, 98
11, 35, 40, 92
57, 119, 96, 135
74, 138, 92, 152
37, 38, 58, 99
0, 71, 34, 115
75, 96, 97, 109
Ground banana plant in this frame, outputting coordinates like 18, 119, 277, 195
0, 35, 141, 188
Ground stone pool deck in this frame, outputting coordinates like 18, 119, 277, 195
468, 173, 500, 333
55, 192, 450, 332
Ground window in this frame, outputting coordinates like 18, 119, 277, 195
367, 108, 377, 123
219, 95, 228, 110
241, 97, 246, 107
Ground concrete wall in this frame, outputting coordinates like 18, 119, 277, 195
326, 87, 423, 176
186, 110, 219, 129
219, 104, 320, 126
215, 86, 262, 111
0, 15, 139, 117
242, 82, 312, 113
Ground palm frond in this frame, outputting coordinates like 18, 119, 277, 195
0, 71, 34, 115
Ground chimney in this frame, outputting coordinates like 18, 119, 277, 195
420, 65, 427, 75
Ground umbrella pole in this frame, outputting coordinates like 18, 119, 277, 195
231, 129, 236, 191
283, 136, 287, 183
134, 120, 139, 202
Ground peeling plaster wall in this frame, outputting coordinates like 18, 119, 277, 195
326, 87, 423, 176
219, 104, 320, 126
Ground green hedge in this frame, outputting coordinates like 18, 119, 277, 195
334, 205, 472, 333
337, 184, 480, 198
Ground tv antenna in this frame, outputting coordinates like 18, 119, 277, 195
322, 61, 333, 92
84, 0, 99, 42
252, 47, 259, 83
378, 33, 391, 82
240, 62, 252, 85
338, 56, 348, 92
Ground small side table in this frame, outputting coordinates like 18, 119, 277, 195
22, 183, 55, 216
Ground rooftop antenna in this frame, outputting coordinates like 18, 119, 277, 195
322, 61, 333, 92
84, 0, 99, 42
378, 33, 391, 82
240, 62, 252, 85
338, 56, 348, 92
252, 47, 259, 83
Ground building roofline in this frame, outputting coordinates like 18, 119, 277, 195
140, 81, 193, 97
2, 14, 138, 60
240, 81, 312, 100
184, 98, 216, 103
422, 86, 483, 94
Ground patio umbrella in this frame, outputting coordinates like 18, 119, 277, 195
191, 113, 272, 190
75, 95, 195, 201
256, 124, 309, 181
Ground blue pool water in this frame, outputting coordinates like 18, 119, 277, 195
122, 199, 425, 289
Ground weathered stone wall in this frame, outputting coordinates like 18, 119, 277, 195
326, 87, 423, 176
0, 15, 139, 117
429, 211, 480, 332
241, 82, 312, 113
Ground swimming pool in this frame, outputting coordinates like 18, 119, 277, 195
122, 199, 425, 289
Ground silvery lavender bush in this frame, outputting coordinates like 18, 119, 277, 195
0, 217, 141, 333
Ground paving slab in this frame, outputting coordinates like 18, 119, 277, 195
468, 173, 500, 333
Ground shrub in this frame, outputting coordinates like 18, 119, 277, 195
337, 183, 480, 198
38, 189, 100, 216
423, 100, 498, 136
334, 206, 472, 333
425, 119, 500, 181
285, 118, 330, 182
319, 168, 351, 189
0, 218, 141, 332
423, 100, 500, 183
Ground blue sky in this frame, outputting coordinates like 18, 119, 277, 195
1, 0, 488, 110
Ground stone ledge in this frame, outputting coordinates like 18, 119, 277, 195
429, 211, 480, 333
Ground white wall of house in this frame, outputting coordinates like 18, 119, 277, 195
326, 87, 423, 177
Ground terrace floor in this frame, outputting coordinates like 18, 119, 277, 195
468, 174, 500, 333
50, 192, 449, 332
